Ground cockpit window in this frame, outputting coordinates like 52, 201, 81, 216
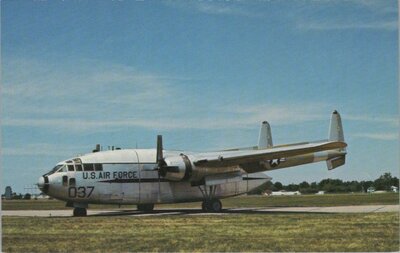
57, 165, 67, 173
46, 164, 67, 176
76, 164, 83, 171
49, 165, 62, 174
73, 158, 82, 164
67, 165, 75, 172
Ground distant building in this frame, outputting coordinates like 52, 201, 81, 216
390, 186, 398, 193
316, 191, 325, 195
271, 190, 301, 196
4, 186, 12, 199
36, 194, 50, 199
367, 187, 375, 193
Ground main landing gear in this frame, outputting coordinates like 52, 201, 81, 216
73, 207, 87, 217
202, 198, 222, 212
137, 203, 155, 212
199, 185, 222, 212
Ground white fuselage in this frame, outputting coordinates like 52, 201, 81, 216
40, 149, 269, 205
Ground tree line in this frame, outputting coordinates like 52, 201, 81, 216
249, 172, 399, 194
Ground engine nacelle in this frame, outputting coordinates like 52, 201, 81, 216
160, 154, 193, 181
159, 153, 240, 182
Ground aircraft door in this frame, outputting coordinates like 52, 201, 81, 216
137, 150, 159, 204
126, 151, 140, 203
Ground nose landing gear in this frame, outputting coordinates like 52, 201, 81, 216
70, 202, 88, 217
73, 207, 87, 217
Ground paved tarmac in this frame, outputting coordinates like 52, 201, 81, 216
2, 205, 398, 217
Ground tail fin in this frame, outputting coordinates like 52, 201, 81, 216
258, 121, 273, 149
329, 110, 344, 142
327, 110, 346, 170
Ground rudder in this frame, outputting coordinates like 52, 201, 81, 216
258, 121, 273, 149
329, 110, 344, 142
327, 110, 346, 170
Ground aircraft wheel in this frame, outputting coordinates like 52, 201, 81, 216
201, 201, 208, 211
202, 199, 222, 212
137, 204, 154, 212
209, 199, 222, 212
73, 207, 87, 217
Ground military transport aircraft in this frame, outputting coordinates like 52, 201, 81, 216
37, 111, 347, 216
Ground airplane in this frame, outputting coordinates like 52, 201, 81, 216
37, 111, 347, 216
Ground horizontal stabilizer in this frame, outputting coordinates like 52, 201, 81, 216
327, 155, 346, 170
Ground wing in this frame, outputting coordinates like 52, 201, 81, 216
192, 140, 347, 172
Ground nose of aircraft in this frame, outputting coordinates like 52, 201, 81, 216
37, 176, 50, 194
37, 176, 45, 189
38, 175, 50, 194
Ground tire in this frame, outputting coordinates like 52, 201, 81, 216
73, 207, 87, 217
137, 204, 154, 212
201, 201, 208, 211
209, 199, 222, 212
202, 199, 222, 212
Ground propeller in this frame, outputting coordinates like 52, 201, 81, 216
155, 135, 180, 177
156, 135, 166, 176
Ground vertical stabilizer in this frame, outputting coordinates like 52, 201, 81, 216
329, 110, 344, 142
258, 121, 273, 149
327, 110, 346, 170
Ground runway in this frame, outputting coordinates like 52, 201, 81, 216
3, 204, 398, 217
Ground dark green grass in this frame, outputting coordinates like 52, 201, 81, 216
2, 193, 398, 210
2, 212, 399, 252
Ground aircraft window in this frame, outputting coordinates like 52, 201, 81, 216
57, 165, 67, 173
94, 164, 103, 171
73, 158, 82, 163
62, 176, 68, 186
68, 165, 75, 172
69, 178, 76, 186
75, 164, 83, 171
49, 165, 62, 174
84, 164, 94, 171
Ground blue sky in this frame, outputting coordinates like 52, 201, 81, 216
2, 0, 398, 193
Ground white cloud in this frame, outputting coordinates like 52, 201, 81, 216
2, 143, 90, 157
353, 132, 399, 141
3, 57, 397, 137
3, 57, 333, 133
344, 114, 399, 127
2, 57, 186, 120
2, 103, 328, 132
354, 0, 398, 14
297, 20, 397, 31
164, 1, 263, 18
294, 0, 398, 32
164, 0, 398, 31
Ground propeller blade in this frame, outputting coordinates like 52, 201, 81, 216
156, 135, 163, 165
156, 135, 167, 177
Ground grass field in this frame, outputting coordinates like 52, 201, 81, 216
3, 212, 399, 252
2, 192, 399, 210
2, 193, 399, 252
